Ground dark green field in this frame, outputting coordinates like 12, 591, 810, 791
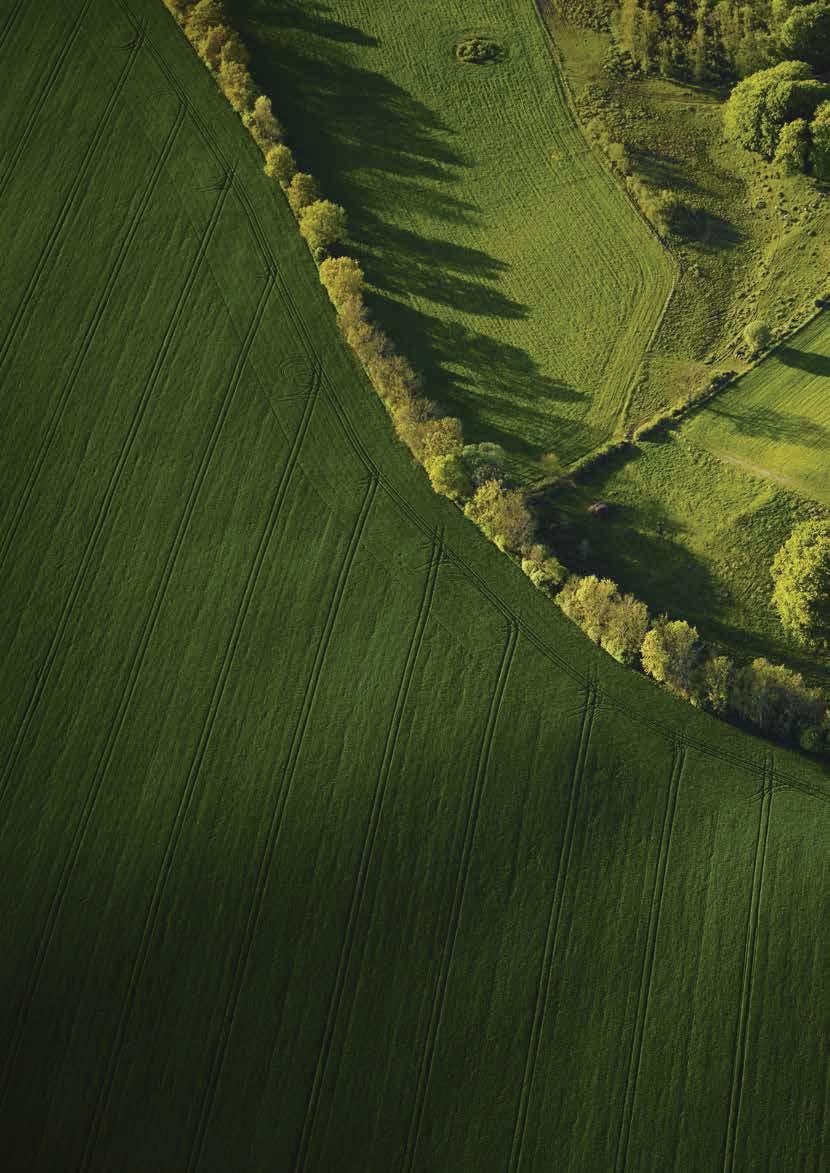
0, 2, 827, 1171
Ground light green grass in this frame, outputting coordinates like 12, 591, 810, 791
685, 313, 830, 506
227, 0, 673, 478
0, 1, 827, 1170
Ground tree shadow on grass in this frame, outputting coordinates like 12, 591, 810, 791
705, 400, 830, 450
778, 344, 830, 379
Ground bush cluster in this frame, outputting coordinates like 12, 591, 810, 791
556, 573, 828, 751
724, 60, 830, 176
455, 37, 502, 65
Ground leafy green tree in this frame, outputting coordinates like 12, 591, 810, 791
461, 442, 506, 486
286, 173, 320, 215
724, 60, 829, 158
778, 3, 830, 71
701, 654, 734, 714
641, 617, 700, 699
521, 545, 567, 594
426, 454, 472, 503
218, 57, 255, 112
771, 519, 830, 647
464, 480, 533, 554
184, 0, 224, 43
298, 200, 347, 253
319, 256, 364, 307
264, 143, 297, 188
601, 593, 651, 665
556, 575, 619, 645
773, 117, 810, 172
744, 319, 771, 354
243, 95, 283, 153
732, 658, 824, 739
809, 101, 830, 178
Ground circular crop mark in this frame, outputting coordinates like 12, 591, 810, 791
455, 36, 503, 65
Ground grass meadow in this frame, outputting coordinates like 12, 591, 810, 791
226, 0, 674, 479
0, 1, 827, 1170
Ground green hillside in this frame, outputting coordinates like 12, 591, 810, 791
0, 2, 827, 1171
226, 0, 674, 477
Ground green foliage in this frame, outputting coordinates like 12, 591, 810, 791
319, 255, 364, 306
701, 655, 735, 715
723, 60, 829, 159
602, 591, 651, 664
464, 480, 534, 553
264, 143, 297, 187
641, 617, 700, 699
778, 3, 830, 71
242, 95, 283, 153
217, 56, 255, 112
521, 544, 568, 594
461, 442, 506, 486
771, 519, 830, 648
425, 453, 473, 502
556, 574, 649, 662
455, 37, 502, 64
773, 116, 810, 172
743, 318, 771, 354
298, 199, 348, 253
809, 100, 830, 178
286, 172, 320, 215
732, 657, 824, 738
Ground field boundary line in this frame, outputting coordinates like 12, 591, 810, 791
0, 268, 275, 1112
0, 167, 232, 811
290, 530, 443, 1173
401, 621, 519, 1173
185, 472, 379, 1170
507, 675, 597, 1173
614, 738, 686, 1172
0, 0, 25, 57
77, 375, 320, 1171
721, 754, 774, 1173
0, 23, 143, 378
0, 99, 186, 572
0, 0, 95, 202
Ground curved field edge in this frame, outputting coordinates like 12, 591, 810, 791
226, 0, 674, 474
0, 2, 826, 1170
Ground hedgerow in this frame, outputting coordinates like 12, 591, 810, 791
161, 0, 828, 757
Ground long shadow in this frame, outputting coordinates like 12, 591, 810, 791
706, 400, 830, 449
226, 0, 594, 454
778, 345, 830, 379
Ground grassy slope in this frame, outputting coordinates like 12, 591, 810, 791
226, 0, 673, 479
0, 2, 827, 1171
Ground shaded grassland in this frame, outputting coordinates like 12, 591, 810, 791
225, 0, 673, 480
550, 315, 830, 686
0, 2, 827, 1170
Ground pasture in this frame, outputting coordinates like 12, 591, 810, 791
0, 1, 827, 1170
685, 312, 830, 507
226, 0, 674, 477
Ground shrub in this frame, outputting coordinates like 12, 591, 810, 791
743, 319, 771, 355
455, 37, 502, 64
799, 724, 827, 753
731, 658, 824, 740
771, 519, 830, 648
641, 617, 700, 699
809, 101, 830, 179
426, 453, 473, 503
264, 143, 297, 188
773, 117, 810, 172
298, 200, 347, 253
464, 480, 533, 554
319, 256, 364, 307
286, 172, 320, 215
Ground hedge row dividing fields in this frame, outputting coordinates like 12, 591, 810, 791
225, 0, 674, 477
0, 2, 826, 1170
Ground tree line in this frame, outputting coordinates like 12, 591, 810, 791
164, 0, 829, 757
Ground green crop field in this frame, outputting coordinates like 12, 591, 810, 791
685, 313, 830, 507
226, 0, 674, 478
0, 1, 827, 1171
